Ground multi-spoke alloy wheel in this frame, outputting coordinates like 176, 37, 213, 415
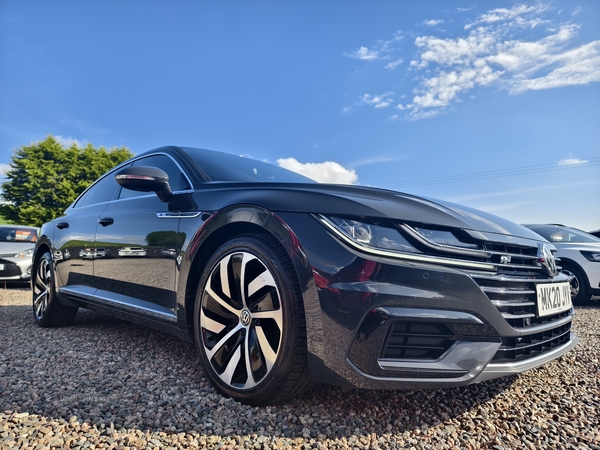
201, 251, 283, 389
33, 255, 51, 320
194, 235, 311, 405
32, 252, 78, 327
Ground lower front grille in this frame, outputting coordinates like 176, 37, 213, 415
491, 322, 572, 363
381, 322, 456, 360
0, 262, 21, 277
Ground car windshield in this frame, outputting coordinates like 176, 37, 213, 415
528, 226, 600, 243
0, 227, 38, 243
183, 148, 315, 183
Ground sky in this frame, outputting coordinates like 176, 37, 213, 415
1, 1, 599, 231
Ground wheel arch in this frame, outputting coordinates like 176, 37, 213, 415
181, 204, 322, 354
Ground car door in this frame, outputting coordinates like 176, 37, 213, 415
53, 170, 120, 294
92, 154, 192, 323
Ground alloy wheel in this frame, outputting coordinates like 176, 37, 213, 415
200, 251, 283, 390
33, 257, 51, 319
562, 269, 580, 299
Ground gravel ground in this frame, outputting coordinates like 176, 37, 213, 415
1, 286, 599, 449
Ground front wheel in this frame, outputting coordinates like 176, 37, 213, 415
32, 252, 78, 327
562, 265, 590, 305
194, 234, 312, 405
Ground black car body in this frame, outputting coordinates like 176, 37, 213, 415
33, 146, 578, 405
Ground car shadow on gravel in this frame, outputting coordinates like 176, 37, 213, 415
1, 299, 521, 441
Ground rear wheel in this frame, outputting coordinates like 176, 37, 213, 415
562, 265, 590, 305
194, 234, 311, 405
32, 252, 78, 327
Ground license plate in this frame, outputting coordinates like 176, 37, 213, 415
536, 282, 572, 317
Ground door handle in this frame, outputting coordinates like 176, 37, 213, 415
98, 217, 114, 227
57, 222, 69, 229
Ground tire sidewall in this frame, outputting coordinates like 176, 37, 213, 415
193, 236, 302, 403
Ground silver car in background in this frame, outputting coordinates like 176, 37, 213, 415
524, 224, 600, 304
0, 225, 39, 283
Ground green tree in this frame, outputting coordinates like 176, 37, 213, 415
1, 135, 133, 226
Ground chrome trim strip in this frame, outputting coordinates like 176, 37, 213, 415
491, 300, 536, 308
482, 287, 536, 295
318, 216, 497, 271
58, 286, 177, 323
156, 212, 202, 219
501, 313, 535, 319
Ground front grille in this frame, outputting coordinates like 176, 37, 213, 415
491, 321, 572, 363
381, 322, 456, 360
471, 273, 570, 330
0, 261, 21, 277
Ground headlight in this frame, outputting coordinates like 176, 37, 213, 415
15, 248, 34, 258
412, 227, 478, 249
322, 216, 419, 253
581, 251, 600, 262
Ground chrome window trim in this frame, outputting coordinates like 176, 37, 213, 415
317, 215, 497, 271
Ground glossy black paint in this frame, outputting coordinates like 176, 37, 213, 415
35, 145, 577, 391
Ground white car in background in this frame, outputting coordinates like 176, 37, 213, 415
524, 224, 600, 305
0, 225, 39, 283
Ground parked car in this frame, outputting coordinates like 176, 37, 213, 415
0, 225, 38, 283
32, 146, 578, 405
523, 224, 600, 305
118, 247, 147, 257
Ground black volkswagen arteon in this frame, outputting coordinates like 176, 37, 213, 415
33, 146, 578, 405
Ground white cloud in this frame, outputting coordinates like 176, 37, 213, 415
558, 158, 589, 166
398, 6, 600, 118
465, 4, 548, 29
342, 106, 352, 115
424, 19, 443, 27
384, 58, 404, 70
362, 92, 394, 108
54, 135, 86, 147
345, 46, 380, 60
277, 158, 358, 184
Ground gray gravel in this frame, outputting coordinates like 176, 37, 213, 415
1, 286, 599, 449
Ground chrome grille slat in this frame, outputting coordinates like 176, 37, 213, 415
491, 300, 536, 308
482, 287, 536, 295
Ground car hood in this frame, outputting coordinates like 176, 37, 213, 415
0, 242, 34, 255
196, 182, 546, 242
553, 242, 600, 251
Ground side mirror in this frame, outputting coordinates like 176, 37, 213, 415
115, 166, 172, 202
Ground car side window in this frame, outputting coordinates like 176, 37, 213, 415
119, 154, 191, 200
76, 171, 120, 208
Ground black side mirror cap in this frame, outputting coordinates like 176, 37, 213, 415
115, 166, 172, 202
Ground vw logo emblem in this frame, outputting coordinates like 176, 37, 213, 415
539, 244, 558, 277
240, 309, 251, 326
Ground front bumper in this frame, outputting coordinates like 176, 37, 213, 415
0, 257, 33, 281
279, 213, 580, 390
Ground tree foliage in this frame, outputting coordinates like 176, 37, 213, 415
1, 135, 133, 226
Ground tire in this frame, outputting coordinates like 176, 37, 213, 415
562, 264, 591, 305
32, 252, 78, 327
194, 234, 312, 405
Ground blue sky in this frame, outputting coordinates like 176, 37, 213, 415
1, 1, 599, 231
